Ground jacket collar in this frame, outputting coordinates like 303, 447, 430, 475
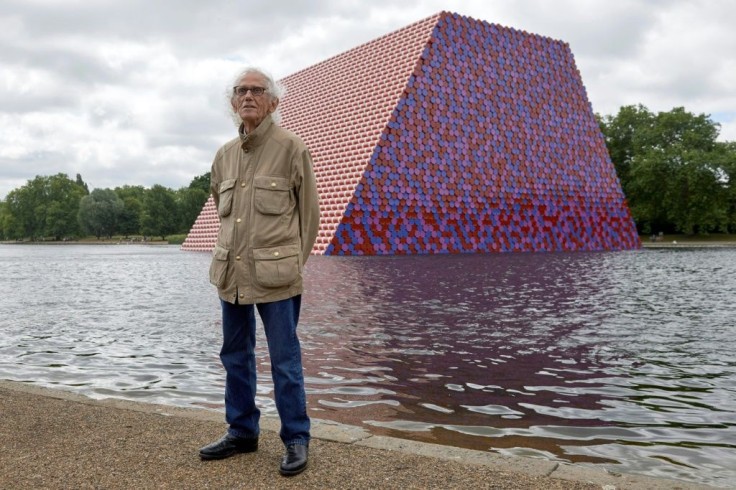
239, 114, 274, 150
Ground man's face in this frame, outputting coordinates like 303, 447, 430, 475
232, 72, 278, 131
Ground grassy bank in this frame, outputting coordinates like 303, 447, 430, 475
1, 235, 183, 245
642, 233, 736, 242
5, 234, 735, 248
640, 233, 736, 247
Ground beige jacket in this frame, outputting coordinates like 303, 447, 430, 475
209, 115, 320, 304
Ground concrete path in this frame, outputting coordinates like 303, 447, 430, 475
0, 381, 711, 489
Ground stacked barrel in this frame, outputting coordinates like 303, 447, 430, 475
277, 13, 439, 254
181, 11, 640, 254
180, 196, 219, 251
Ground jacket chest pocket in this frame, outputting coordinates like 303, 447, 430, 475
217, 179, 237, 217
254, 176, 291, 215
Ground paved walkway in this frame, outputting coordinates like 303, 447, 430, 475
0, 381, 710, 489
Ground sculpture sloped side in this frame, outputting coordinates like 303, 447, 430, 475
182, 13, 441, 253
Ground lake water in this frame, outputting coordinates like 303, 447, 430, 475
0, 244, 734, 487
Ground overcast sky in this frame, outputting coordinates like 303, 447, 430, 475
1, 0, 735, 199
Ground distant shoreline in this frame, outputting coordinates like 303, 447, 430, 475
0, 240, 172, 246
4, 240, 735, 249
641, 241, 736, 248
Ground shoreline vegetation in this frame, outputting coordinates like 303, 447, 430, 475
0, 234, 187, 246
639, 233, 736, 248
2, 234, 735, 248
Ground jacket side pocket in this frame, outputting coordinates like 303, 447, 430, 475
253, 244, 300, 288
217, 179, 237, 217
209, 245, 230, 288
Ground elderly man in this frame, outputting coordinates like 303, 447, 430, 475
199, 67, 319, 477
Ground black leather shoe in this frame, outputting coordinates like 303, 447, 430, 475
279, 444, 308, 476
199, 434, 258, 460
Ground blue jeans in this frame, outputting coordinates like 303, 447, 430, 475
220, 295, 310, 447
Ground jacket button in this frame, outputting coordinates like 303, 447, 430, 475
235, 256, 241, 261
236, 218, 242, 223
244, 148, 249, 153
241, 182, 246, 187
239, 293, 244, 298
271, 182, 277, 187
273, 252, 279, 257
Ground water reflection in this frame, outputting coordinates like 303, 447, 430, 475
301, 254, 621, 449
298, 252, 736, 486
0, 245, 734, 487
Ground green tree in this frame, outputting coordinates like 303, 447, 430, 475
0, 201, 11, 239
3, 174, 87, 240
140, 184, 179, 240
599, 105, 733, 235
176, 186, 208, 233
189, 172, 211, 195
597, 104, 655, 190
1, 208, 23, 240
75, 173, 89, 194
78, 188, 124, 239
115, 185, 146, 237
118, 197, 142, 237
0, 201, 5, 238
5, 178, 44, 240
45, 174, 88, 239
114, 185, 146, 202
714, 141, 736, 232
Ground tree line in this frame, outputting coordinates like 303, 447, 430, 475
598, 105, 735, 235
0, 173, 210, 241
2, 105, 735, 242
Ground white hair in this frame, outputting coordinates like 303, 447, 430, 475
227, 67, 286, 126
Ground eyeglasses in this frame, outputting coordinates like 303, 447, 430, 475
233, 86, 267, 97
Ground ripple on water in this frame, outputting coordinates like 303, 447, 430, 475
1, 245, 735, 487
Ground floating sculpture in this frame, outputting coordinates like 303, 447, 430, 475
181, 12, 640, 254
